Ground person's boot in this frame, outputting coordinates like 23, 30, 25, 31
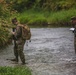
21, 61, 25, 65
11, 58, 16, 61
75, 49, 76, 54
11, 58, 18, 62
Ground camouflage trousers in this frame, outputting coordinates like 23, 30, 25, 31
14, 38, 26, 63
74, 37, 76, 53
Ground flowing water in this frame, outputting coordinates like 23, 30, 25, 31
0, 28, 76, 75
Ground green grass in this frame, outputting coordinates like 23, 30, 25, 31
16, 8, 76, 27
48, 8, 76, 22
17, 10, 47, 25
0, 66, 32, 75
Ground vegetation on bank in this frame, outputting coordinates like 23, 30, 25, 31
0, 19, 12, 48
0, 66, 32, 75
17, 8, 76, 27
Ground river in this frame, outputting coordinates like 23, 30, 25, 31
0, 28, 76, 75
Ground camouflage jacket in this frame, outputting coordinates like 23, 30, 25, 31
74, 28, 76, 37
14, 24, 22, 40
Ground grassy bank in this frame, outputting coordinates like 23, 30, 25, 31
17, 8, 76, 27
0, 66, 32, 75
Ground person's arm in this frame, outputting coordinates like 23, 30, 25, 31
14, 26, 22, 40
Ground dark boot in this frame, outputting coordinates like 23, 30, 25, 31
11, 57, 18, 62
21, 62, 25, 65
75, 49, 76, 54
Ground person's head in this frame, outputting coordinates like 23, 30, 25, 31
75, 25, 76, 28
71, 16, 76, 24
12, 18, 18, 25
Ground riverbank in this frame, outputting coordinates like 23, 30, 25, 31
17, 8, 76, 27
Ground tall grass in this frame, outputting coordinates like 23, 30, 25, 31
48, 8, 76, 22
17, 10, 47, 27
0, 66, 32, 75
17, 8, 76, 27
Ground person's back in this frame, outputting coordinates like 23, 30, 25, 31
71, 16, 76, 28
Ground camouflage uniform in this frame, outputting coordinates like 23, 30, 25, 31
13, 25, 26, 64
74, 26, 76, 53
71, 16, 76, 53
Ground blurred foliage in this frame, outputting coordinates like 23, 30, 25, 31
0, 0, 76, 14
0, 19, 12, 47
3, 0, 76, 12
0, 0, 10, 18
0, 0, 15, 47
17, 8, 76, 27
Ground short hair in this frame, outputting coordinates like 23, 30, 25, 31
12, 18, 17, 23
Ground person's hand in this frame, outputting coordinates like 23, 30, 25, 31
12, 32, 15, 35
